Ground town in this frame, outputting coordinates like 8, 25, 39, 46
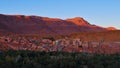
0, 36, 120, 54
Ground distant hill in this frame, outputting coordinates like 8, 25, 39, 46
106, 27, 117, 30
0, 14, 117, 35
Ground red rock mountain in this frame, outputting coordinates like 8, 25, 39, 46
0, 14, 116, 34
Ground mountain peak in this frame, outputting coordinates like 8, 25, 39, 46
107, 27, 117, 30
66, 17, 90, 26
71, 17, 83, 19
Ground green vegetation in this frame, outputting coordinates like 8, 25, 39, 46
0, 50, 120, 68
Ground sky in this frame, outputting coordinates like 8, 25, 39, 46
0, 0, 120, 29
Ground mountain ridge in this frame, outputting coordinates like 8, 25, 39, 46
0, 14, 117, 35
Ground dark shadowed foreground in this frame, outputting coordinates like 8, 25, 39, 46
0, 50, 120, 68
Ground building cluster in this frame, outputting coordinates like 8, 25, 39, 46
0, 36, 120, 54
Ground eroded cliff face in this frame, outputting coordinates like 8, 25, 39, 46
0, 14, 115, 35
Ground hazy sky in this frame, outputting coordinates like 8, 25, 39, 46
0, 0, 120, 29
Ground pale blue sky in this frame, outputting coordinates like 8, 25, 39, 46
0, 0, 120, 29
